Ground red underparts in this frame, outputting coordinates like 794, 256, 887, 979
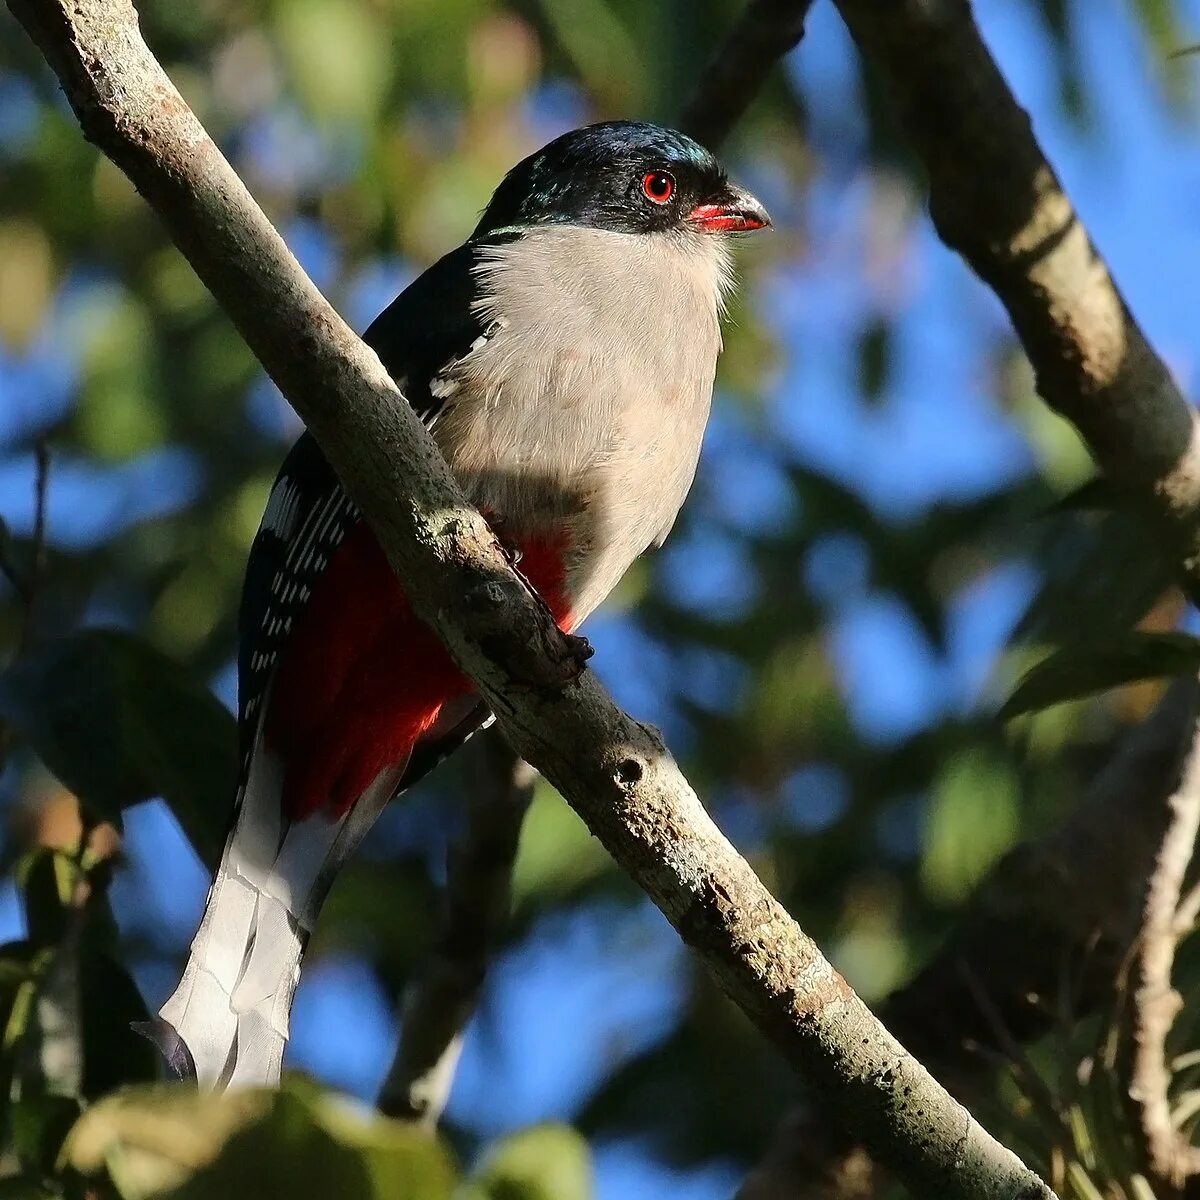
266, 520, 572, 820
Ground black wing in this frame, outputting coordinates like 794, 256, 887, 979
237, 242, 498, 775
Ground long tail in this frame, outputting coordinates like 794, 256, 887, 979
144, 723, 402, 1088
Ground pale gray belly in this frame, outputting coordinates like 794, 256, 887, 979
434, 354, 715, 626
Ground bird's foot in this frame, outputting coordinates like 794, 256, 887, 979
561, 631, 594, 669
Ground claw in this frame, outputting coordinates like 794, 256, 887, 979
562, 631, 594, 665
487, 513, 523, 565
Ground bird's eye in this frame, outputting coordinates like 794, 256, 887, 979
641, 171, 676, 205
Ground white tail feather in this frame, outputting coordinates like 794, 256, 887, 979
155, 720, 402, 1089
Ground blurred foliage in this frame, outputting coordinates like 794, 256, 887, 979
1, 0, 1200, 1196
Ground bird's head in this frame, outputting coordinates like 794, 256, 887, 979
472, 121, 770, 241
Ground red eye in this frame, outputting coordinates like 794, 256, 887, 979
642, 171, 675, 204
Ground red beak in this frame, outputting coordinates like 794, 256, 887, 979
687, 182, 771, 233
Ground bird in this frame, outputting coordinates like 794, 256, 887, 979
147, 120, 770, 1088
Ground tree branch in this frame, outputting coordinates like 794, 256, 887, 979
832, 0, 1200, 600
1127, 700, 1200, 1196
379, 735, 536, 1125
679, 0, 815, 148
8, 0, 1057, 1193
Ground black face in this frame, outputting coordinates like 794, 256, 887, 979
472, 121, 769, 239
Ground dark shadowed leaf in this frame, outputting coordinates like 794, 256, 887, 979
0, 942, 38, 1131
17, 849, 78, 948
10, 1093, 82, 1177
0, 1177, 60, 1198
10, 846, 154, 1100
0, 629, 236, 869
1015, 510, 1177, 650
79, 949, 158, 1097
999, 632, 1200, 719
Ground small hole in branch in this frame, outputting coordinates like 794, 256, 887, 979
616, 759, 643, 786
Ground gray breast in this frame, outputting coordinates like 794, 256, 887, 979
433, 224, 732, 625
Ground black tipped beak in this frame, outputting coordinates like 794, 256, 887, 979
687, 183, 772, 233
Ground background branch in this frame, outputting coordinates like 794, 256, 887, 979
6, 0, 1056, 1194
679, 0, 815, 147
833, 0, 1200, 600
379, 735, 536, 1125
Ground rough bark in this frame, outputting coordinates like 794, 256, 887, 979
381, 0, 818, 1131
737, 0, 1200, 1188
7, 0, 1057, 1194
884, 682, 1197, 1088
1127, 702, 1200, 1195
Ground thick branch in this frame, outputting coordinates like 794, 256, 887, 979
379, 735, 535, 1125
1128, 702, 1200, 1195
833, 0, 1200, 595
9, 1, 1056, 1194
679, 0, 815, 148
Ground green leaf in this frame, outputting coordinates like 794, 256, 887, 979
7, 849, 154, 1101
999, 631, 1200, 719
60, 1083, 458, 1200
535, 0, 644, 112
510, 781, 612, 908
276, 0, 390, 121
0, 629, 236, 869
465, 1125, 592, 1200
920, 749, 1020, 906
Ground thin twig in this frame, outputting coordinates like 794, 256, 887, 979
734, 0, 1200, 1189
379, 735, 536, 1125
20, 441, 50, 654
1174, 878, 1200, 937
679, 0, 815, 149
1127, 701, 1200, 1195
0, 442, 49, 614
